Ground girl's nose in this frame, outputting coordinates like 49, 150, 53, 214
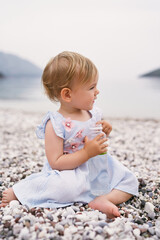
95, 88, 99, 95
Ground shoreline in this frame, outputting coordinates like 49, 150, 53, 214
1, 95, 160, 120
0, 106, 160, 122
0, 108, 160, 239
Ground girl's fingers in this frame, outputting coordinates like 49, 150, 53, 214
96, 121, 102, 125
84, 136, 89, 143
105, 131, 110, 137
104, 126, 111, 132
99, 138, 108, 145
101, 143, 108, 149
101, 146, 107, 152
95, 133, 105, 140
105, 127, 110, 132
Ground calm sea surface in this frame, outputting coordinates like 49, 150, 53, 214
0, 76, 160, 119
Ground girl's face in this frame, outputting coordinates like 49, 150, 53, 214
70, 75, 99, 111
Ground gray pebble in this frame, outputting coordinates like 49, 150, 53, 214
94, 226, 103, 234
98, 220, 108, 228
47, 213, 53, 221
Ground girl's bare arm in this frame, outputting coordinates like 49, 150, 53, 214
45, 120, 108, 170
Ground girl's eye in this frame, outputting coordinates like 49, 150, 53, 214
89, 86, 95, 90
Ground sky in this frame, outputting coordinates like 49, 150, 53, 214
0, 0, 160, 78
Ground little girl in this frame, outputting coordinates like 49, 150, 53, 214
0, 51, 139, 218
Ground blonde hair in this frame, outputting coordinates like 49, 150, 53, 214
42, 51, 98, 101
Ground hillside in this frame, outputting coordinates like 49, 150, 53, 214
0, 52, 42, 77
141, 68, 160, 78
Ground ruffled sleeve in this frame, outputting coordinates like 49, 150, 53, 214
36, 111, 64, 139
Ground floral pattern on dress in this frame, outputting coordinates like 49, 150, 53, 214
75, 129, 84, 138
62, 118, 74, 132
66, 142, 80, 152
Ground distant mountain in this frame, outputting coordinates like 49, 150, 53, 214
0, 72, 5, 78
141, 68, 160, 78
0, 52, 42, 77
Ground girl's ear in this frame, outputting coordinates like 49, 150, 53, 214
60, 88, 72, 102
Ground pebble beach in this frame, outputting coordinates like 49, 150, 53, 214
0, 108, 160, 240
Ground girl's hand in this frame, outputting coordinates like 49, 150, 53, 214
96, 120, 112, 137
83, 134, 108, 159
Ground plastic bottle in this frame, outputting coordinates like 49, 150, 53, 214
89, 124, 107, 155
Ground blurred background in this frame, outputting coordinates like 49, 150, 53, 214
0, 0, 160, 119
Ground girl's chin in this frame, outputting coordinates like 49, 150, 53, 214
83, 107, 93, 111
83, 103, 94, 111
87, 106, 94, 110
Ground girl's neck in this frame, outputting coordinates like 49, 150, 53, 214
58, 105, 91, 121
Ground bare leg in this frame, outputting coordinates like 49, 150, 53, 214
88, 189, 132, 219
0, 188, 18, 207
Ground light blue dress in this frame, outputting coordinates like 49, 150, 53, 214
13, 107, 139, 208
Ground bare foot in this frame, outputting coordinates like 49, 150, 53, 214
0, 188, 17, 208
88, 195, 120, 219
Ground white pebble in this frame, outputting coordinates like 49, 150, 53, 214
38, 216, 44, 223
144, 202, 155, 219
64, 228, 72, 238
19, 227, 30, 240
55, 223, 64, 232
156, 228, 160, 238
88, 210, 99, 221
133, 228, 141, 239
77, 226, 84, 231
95, 235, 104, 240
108, 217, 121, 228
3, 215, 13, 221
76, 213, 87, 221
69, 225, 77, 234
12, 207, 22, 216
125, 222, 132, 232
98, 213, 106, 221
62, 206, 75, 217
13, 223, 23, 235
9, 200, 20, 208
86, 220, 98, 227
73, 234, 83, 240
66, 214, 75, 219
38, 230, 47, 238
103, 226, 114, 235
155, 218, 160, 228
94, 226, 103, 234
88, 231, 96, 239
71, 205, 79, 212
148, 227, 155, 235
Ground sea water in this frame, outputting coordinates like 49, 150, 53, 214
0, 76, 160, 119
